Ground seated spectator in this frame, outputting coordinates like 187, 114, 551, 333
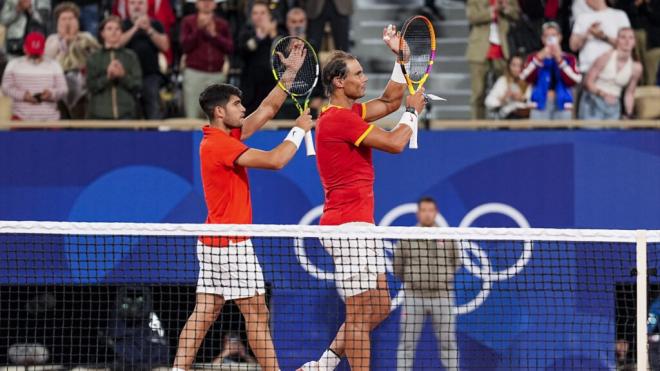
485, 54, 530, 119
212, 332, 256, 365
0, 0, 45, 58
1, 32, 67, 121
570, 0, 630, 74
521, 22, 581, 120
304, 0, 352, 52
86, 16, 142, 119
44, 2, 100, 119
237, 0, 282, 115
180, 0, 233, 119
580, 27, 642, 120
119, 0, 169, 119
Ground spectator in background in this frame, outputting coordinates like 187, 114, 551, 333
1, 32, 67, 121
580, 27, 642, 120
180, 0, 233, 119
0, 0, 45, 58
616, 339, 635, 371
466, 0, 519, 119
612, 0, 650, 83
394, 197, 460, 371
119, 0, 169, 119
570, 0, 630, 74
644, 0, 660, 87
521, 22, 581, 120
212, 332, 257, 365
485, 54, 530, 119
304, 0, 352, 52
237, 0, 281, 115
285, 6, 306, 38
86, 16, 142, 119
45, 2, 100, 119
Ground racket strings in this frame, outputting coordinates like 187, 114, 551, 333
272, 38, 319, 96
402, 19, 433, 83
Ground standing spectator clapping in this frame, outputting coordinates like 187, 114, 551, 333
86, 16, 142, 119
180, 0, 233, 119
119, 0, 169, 119
0, 0, 45, 58
44, 2, 100, 119
304, 0, 352, 52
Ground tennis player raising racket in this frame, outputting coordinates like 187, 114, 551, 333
173, 43, 311, 371
298, 25, 426, 371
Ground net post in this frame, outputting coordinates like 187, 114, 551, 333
637, 229, 649, 371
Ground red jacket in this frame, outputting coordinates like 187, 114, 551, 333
521, 52, 581, 87
180, 15, 233, 73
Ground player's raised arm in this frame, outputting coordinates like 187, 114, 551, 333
240, 42, 307, 140
362, 25, 407, 123
236, 109, 313, 169
362, 88, 426, 153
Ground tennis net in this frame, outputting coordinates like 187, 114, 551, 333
0, 221, 657, 370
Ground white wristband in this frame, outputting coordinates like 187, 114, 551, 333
398, 111, 418, 131
284, 127, 305, 149
391, 61, 406, 84
398, 111, 418, 149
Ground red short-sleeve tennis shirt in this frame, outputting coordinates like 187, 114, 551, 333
316, 103, 376, 225
199, 126, 251, 246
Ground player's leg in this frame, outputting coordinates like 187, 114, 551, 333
174, 241, 227, 370
431, 294, 459, 370
396, 291, 425, 371
235, 293, 279, 371
173, 293, 224, 370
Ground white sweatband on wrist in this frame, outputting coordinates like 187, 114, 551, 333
390, 61, 407, 84
284, 127, 305, 149
398, 111, 419, 149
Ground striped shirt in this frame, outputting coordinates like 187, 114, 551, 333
1, 57, 68, 121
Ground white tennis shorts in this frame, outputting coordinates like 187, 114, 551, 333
196, 239, 266, 300
322, 222, 386, 299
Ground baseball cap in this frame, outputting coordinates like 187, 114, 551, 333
24, 32, 46, 57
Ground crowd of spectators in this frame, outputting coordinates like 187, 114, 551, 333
0, 0, 353, 121
472, 0, 660, 120
0, 0, 658, 122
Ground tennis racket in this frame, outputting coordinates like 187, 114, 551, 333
398, 15, 437, 149
271, 36, 319, 156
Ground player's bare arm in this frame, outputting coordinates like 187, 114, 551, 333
362, 89, 426, 153
240, 42, 307, 140
236, 109, 313, 169
363, 25, 407, 122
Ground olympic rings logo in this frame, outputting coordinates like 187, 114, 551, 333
294, 202, 533, 315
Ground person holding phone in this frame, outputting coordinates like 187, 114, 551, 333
520, 22, 581, 120
1, 32, 68, 121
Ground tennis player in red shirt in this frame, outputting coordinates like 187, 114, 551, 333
173, 46, 312, 371
299, 27, 427, 371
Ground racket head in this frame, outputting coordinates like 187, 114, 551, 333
271, 36, 320, 103
398, 15, 436, 92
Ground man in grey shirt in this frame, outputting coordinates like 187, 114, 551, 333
393, 196, 460, 370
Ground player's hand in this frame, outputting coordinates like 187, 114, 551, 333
406, 87, 426, 114
383, 24, 404, 57
277, 40, 307, 82
294, 108, 313, 132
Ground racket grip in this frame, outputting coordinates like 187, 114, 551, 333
304, 131, 316, 156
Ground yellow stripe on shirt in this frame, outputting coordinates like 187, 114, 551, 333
354, 124, 375, 147
361, 103, 367, 120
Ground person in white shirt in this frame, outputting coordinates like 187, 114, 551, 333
485, 54, 530, 119
570, 0, 630, 73
580, 27, 642, 120
1, 32, 68, 121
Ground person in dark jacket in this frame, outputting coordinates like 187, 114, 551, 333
86, 16, 142, 119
